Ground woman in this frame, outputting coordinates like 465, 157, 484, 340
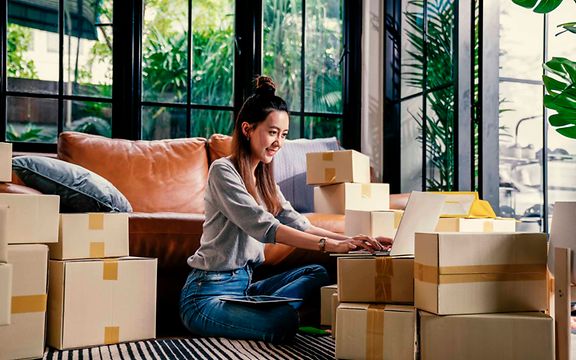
180, 76, 389, 344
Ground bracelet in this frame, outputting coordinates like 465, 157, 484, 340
318, 237, 327, 253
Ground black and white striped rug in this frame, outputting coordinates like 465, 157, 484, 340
43, 334, 335, 359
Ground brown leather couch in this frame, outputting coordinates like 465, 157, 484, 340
4, 131, 409, 336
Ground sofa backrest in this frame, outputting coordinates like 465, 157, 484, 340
58, 132, 209, 213
206, 134, 340, 213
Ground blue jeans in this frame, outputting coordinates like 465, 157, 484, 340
179, 264, 330, 344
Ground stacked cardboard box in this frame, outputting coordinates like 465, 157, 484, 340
414, 232, 553, 360
0, 192, 59, 359
308, 150, 390, 214
47, 213, 157, 350
434, 192, 516, 233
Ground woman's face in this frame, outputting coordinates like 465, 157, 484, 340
243, 110, 289, 166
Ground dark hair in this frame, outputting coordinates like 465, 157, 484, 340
230, 76, 288, 215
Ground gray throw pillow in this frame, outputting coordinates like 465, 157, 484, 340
273, 137, 340, 213
12, 155, 132, 213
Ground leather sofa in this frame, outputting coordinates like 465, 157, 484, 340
3, 131, 409, 336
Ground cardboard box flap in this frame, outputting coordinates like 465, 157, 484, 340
338, 302, 372, 311
384, 304, 415, 313
438, 192, 478, 217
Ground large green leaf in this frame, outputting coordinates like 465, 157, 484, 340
512, 0, 564, 13
544, 57, 576, 138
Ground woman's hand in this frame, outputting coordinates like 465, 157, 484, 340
325, 235, 393, 254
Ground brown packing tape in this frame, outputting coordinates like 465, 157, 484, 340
375, 257, 393, 301
366, 305, 385, 359
414, 263, 438, 284
89, 213, 105, 230
104, 326, 120, 344
393, 212, 402, 229
437, 272, 546, 284
414, 263, 546, 284
11, 294, 47, 314
483, 220, 494, 232
103, 260, 118, 280
90, 242, 105, 258
322, 152, 334, 161
324, 168, 336, 183
361, 184, 371, 199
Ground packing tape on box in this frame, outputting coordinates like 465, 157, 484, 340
483, 221, 494, 232
11, 294, 47, 314
366, 305, 385, 359
89, 213, 105, 230
324, 168, 336, 183
103, 260, 118, 280
322, 153, 334, 161
361, 184, 371, 199
394, 212, 402, 229
375, 257, 393, 301
90, 242, 106, 258
104, 326, 120, 344
414, 263, 546, 284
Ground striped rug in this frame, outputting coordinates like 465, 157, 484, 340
43, 334, 335, 359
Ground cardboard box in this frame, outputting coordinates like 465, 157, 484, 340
0, 263, 12, 325
0, 205, 7, 262
345, 209, 403, 237
0, 244, 49, 360
419, 311, 554, 360
321, 284, 338, 326
48, 257, 157, 350
50, 213, 129, 260
0, 142, 12, 182
331, 292, 338, 338
314, 183, 390, 214
306, 150, 370, 185
435, 217, 516, 232
415, 232, 548, 315
336, 303, 415, 360
0, 194, 60, 244
338, 256, 414, 303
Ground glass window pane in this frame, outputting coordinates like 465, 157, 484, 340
400, 96, 423, 193
142, 0, 188, 103
191, 109, 234, 138
304, 0, 343, 113
288, 115, 303, 139
425, 0, 454, 92
7, 96, 57, 143
6, 23, 58, 94
499, 1, 543, 81
499, 81, 543, 231
263, 0, 303, 111
64, 0, 113, 98
142, 106, 187, 140
303, 116, 342, 141
63, 100, 112, 137
191, 0, 234, 106
401, 0, 424, 98
547, 1, 576, 61
425, 87, 455, 191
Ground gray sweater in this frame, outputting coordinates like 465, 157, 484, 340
187, 157, 311, 271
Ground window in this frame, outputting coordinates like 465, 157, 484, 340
3, 0, 113, 150
262, 0, 344, 141
2, 0, 357, 150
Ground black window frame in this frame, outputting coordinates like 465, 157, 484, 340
1, 0, 362, 152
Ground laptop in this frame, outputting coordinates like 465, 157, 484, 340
332, 191, 447, 257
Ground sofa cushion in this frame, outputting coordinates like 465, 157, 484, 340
12, 155, 132, 212
58, 132, 209, 213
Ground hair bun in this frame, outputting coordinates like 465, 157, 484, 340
255, 76, 276, 96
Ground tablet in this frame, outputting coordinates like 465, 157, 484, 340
219, 295, 303, 305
